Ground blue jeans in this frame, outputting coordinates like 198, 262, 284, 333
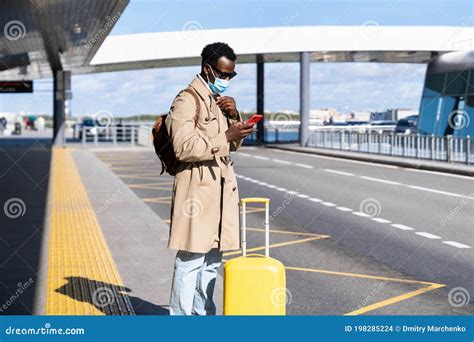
169, 248, 223, 315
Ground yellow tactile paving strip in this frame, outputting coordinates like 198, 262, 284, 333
46, 148, 134, 315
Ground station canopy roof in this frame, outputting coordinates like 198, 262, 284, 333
0, 0, 129, 81
0, 0, 472, 81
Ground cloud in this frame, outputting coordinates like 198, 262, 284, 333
1, 62, 427, 117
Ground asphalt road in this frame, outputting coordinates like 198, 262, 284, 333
96, 145, 474, 315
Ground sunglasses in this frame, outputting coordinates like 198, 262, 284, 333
208, 63, 237, 80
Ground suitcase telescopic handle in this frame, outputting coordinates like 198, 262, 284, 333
240, 197, 270, 257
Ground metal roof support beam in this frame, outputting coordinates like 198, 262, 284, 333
299, 51, 310, 147
256, 54, 265, 144
53, 70, 71, 147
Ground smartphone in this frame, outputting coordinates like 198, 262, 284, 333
245, 114, 263, 125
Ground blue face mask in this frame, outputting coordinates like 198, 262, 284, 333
207, 68, 230, 93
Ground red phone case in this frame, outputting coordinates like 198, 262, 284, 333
246, 114, 263, 125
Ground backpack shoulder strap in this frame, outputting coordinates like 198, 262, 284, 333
182, 87, 200, 126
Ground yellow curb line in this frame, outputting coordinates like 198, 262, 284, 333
344, 283, 445, 315
285, 266, 445, 315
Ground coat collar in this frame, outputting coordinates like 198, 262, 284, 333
189, 74, 213, 101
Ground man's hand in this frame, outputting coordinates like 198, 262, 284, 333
216, 96, 239, 119
225, 122, 255, 142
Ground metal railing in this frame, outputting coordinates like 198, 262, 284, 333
79, 124, 140, 147
246, 128, 299, 144
307, 130, 473, 165
245, 124, 397, 144
77, 123, 473, 165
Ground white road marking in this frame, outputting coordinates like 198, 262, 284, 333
324, 169, 354, 176
371, 218, 391, 224
239, 150, 314, 169
323, 169, 469, 199
252, 148, 473, 198
391, 224, 415, 231
405, 168, 474, 180
235, 172, 460, 249
415, 232, 442, 239
273, 159, 292, 165
359, 176, 401, 185
406, 185, 468, 199
295, 163, 314, 169
309, 198, 322, 202
352, 212, 371, 218
268, 148, 400, 168
442, 241, 471, 249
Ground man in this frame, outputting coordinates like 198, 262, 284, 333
165, 42, 255, 315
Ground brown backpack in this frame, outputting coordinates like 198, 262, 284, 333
152, 87, 201, 176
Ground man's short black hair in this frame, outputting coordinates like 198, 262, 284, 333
201, 42, 236, 66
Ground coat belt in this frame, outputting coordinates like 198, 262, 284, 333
215, 156, 232, 179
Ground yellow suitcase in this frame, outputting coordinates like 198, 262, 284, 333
224, 197, 286, 315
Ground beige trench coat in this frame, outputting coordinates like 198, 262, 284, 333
165, 76, 243, 253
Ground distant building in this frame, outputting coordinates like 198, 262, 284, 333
394, 109, 418, 119
369, 109, 418, 122
310, 108, 339, 121
370, 111, 393, 121
349, 111, 371, 121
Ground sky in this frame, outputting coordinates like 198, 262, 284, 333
1, 0, 473, 117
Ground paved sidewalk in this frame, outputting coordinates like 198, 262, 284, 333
266, 144, 474, 177
72, 148, 177, 315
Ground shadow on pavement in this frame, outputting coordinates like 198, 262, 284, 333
55, 276, 169, 315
